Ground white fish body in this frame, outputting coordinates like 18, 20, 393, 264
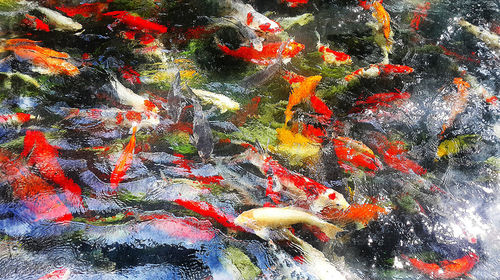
37, 7, 82, 31
191, 88, 240, 113
459, 19, 500, 50
109, 76, 158, 113
231, 1, 281, 34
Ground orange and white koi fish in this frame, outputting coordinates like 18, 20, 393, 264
321, 203, 388, 225
241, 146, 349, 212
403, 252, 479, 279
106, 75, 159, 113
231, 1, 282, 34
0, 112, 35, 125
284, 75, 322, 125
60, 107, 160, 129
38, 268, 70, 280
318, 44, 352, 66
0, 151, 73, 223
110, 126, 137, 189
345, 64, 413, 82
332, 136, 383, 175
368, 1, 393, 62
281, 0, 308, 8
22, 14, 50, 32
2, 39, 79, 76
218, 40, 304, 65
37, 7, 83, 31
440, 78, 471, 137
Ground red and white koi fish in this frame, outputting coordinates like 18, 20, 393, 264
281, 0, 308, 8
0, 112, 35, 125
20, 130, 83, 209
332, 136, 383, 175
110, 126, 137, 189
119, 65, 141, 84
231, 1, 282, 34
139, 213, 216, 241
218, 40, 304, 65
56, 2, 110, 19
402, 252, 479, 279
410, 2, 431, 31
104, 11, 167, 44
106, 75, 159, 113
282, 71, 306, 85
241, 147, 350, 212
345, 64, 413, 82
318, 44, 352, 66
61, 107, 159, 129
0, 151, 73, 223
174, 199, 245, 232
38, 268, 70, 280
440, 78, 471, 137
22, 14, 50, 32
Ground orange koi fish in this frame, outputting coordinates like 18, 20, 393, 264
410, 2, 431, 31
110, 126, 137, 188
284, 75, 322, 125
351, 89, 411, 113
241, 147, 350, 212
22, 14, 50, 32
282, 71, 306, 85
440, 78, 471, 137
0, 151, 72, 223
318, 44, 352, 66
38, 268, 70, 280
372, 1, 392, 47
104, 11, 168, 34
332, 136, 383, 175
3, 39, 79, 76
21, 130, 83, 209
403, 252, 479, 279
321, 203, 387, 225
174, 199, 245, 232
281, 0, 308, 8
218, 40, 304, 65
56, 2, 110, 19
0, 112, 34, 125
345, 64, 413, 82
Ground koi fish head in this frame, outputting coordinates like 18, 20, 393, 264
234, 210, 258, 232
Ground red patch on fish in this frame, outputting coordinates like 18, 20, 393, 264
23, 14, 50, 32
110, 126, 137, 188
174, 199, 245, 232
119, 65, 141, 84
218, 41, 304, 65
56, 2, 110, 19
140, 214, 216, 241
410, 2, 431, 31
104, 11, 168, 34
322, 203, 387, 225
282, 0, 309, 8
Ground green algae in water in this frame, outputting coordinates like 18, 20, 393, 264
223, 247, 261, 280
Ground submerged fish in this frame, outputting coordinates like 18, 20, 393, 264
0, 112, 35, 125
38, 268, 70, 280
110, 126, 137, 189
190, 88, 240, 113
235, 207, 343, 240
218, 40, 304, 65
459, 19, 500, 51
187, 86, 214, 161
23, 14, 50, 32
56, 2, 110, 19
403, 252, 479, 279
37, 7, 83, 31
345, 64, 413, 82
321, 203, 388, 226
284, 75, 322, 125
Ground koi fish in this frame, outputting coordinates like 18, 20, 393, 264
231, 1, 282, 33
104, 11, 168, 34
310, 95, 333, 123
60, 107, 159, 130
318, 44, 352, 66
351, 89, 411, 113
284, 75, 322, 125
410, 2, 431, 31
3, 39, 79, 76
281, 0, 308, 8
235, 207, 343, 240
174, 199, 245, 231
371, 1, 393, 54
282, 71, 306, 85
56, 2, 110, 19
0, 151, 72, 223
119, 65, 141, 84
37, 7, 83, 31
110, 126, 137, 189
241, 147, 349, 212
189, 91, 214, 161
22, 14, 50, 32
190, 88, 240, 113
332, 136, 383, 175
440, 78, 471, 137
403, 252, 479, 279
345, 64, 413, 82
38, 268, 70, 280
0, 112, 35, 125
218, 40, 304, 65
21, 130, 84, 209
459, 19, 500, 51
105, 75, 159, 113
230, 96, 261, 126
321, 203, 387, 225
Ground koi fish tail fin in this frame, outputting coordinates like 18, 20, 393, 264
320, 222, 343, 239
314, 30, 322, 49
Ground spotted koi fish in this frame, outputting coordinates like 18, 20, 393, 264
345, 64, 413, 82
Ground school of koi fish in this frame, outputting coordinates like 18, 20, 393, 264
0, 0, 499, 279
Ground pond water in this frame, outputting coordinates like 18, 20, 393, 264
0, 0, 499, 279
